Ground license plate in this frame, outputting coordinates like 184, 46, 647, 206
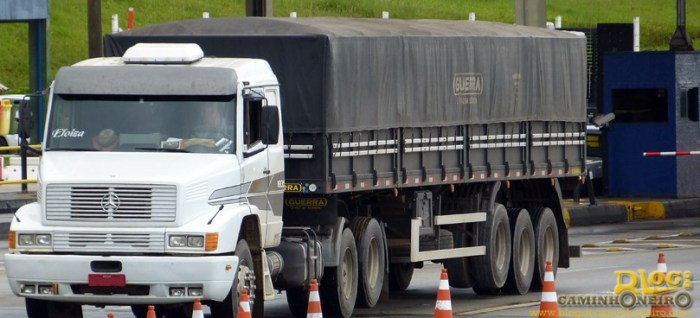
88, 274, 126, 287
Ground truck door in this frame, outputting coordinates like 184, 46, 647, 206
241, 94, 270, 239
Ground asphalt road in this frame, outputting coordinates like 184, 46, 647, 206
1, 218, 699, 318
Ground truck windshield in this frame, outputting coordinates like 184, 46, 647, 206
45, 94, 236, 154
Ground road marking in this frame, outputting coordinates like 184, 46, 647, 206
560, 265, 625, 274
455, 301, 539, 315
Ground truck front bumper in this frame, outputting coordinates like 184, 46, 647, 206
5, 253, 238, 304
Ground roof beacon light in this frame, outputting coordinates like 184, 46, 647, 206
123, 43, 204, 64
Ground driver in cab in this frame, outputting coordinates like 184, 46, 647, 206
180, 106, 233, 153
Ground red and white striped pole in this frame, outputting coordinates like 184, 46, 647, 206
643, 151, 700, 157
127, 7, 134, 30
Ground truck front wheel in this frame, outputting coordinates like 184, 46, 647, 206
286, 286, 309, 318
211, 239, 259, 318
26, 298, 83, 318
320, 228, 358, 318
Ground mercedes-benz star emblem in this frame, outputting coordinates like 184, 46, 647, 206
101, 193, 121, 212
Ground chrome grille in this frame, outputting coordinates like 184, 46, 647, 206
53, 232, 165, 253
45, 184, 177, 222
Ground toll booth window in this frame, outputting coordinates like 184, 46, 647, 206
244, 99, 263, 147
612, 88, 668, 123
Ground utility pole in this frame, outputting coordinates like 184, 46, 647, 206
515, 0, 546, 28
87, 0, 102, 58
246, 0, 273, 17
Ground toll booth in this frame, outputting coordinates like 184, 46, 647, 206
603, 52, 700, 197
0, 0, 49, 143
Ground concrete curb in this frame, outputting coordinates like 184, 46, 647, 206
566, 197, 700, 227
567, 202, 628, 226
663, 198, 700, 219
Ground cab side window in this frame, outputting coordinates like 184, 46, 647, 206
244, 99, 263, 148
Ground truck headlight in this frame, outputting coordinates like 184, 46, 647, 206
17, 234, 52, 246
167, 233, 217, 251
20, 284, 36, 294
187, 236, 204, 248
19, 234, 35, 246
169, 235, 187, 247
168, 235, 205, 248
36, 234, 52, 246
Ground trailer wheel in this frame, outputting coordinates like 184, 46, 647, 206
444, 224, 475, 288
503, 208, 535, 295
211, 239, 258, 318
286, 287, 310, 318
350, 217, 386, 308
389, 262, 414, 291
531, 207, 559, 290
320, 228, 358, 318
470, 203, 511, 292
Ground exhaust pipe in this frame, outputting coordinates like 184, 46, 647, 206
670, 0, 694, 51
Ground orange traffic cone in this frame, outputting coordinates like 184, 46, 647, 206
434, 268, 453, 318
107, 313, 114, 318
192, 298, 204, 318
307, 279, 323, 318
538, 261, 559, 318
146, 305, 157, 318
238, 288, 252, 318
648, 253, 675, 318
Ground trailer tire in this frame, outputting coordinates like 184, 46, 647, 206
350, 217, 386, 308
531, 207, 559, 290
286, 287, 310, 318
503, 208, 535, 295
320, 228, 358, 318
444, 224, 475, 288
389, 263, 414, 291
211, 239, 258, 318
470, 203, 511, 291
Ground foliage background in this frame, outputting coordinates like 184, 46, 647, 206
0, 0, 698, 93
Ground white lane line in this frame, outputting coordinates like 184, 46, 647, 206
455, 301, 540, 315
559, 265, 626, 274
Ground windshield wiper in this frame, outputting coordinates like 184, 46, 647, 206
135, 147, 191, 153
45, 148, 96, 151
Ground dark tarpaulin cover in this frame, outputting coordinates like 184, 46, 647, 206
104, 18, 587, 133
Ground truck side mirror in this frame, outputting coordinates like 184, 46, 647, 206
19, 98, 33, 141
261, 106, 279, 145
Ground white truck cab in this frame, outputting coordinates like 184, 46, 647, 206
5, 43, 284, 318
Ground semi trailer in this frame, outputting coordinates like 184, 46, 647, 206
5, 18, 587, 318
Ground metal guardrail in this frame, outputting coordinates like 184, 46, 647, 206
0, 144, 41, 188
0, 145, 41, 151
